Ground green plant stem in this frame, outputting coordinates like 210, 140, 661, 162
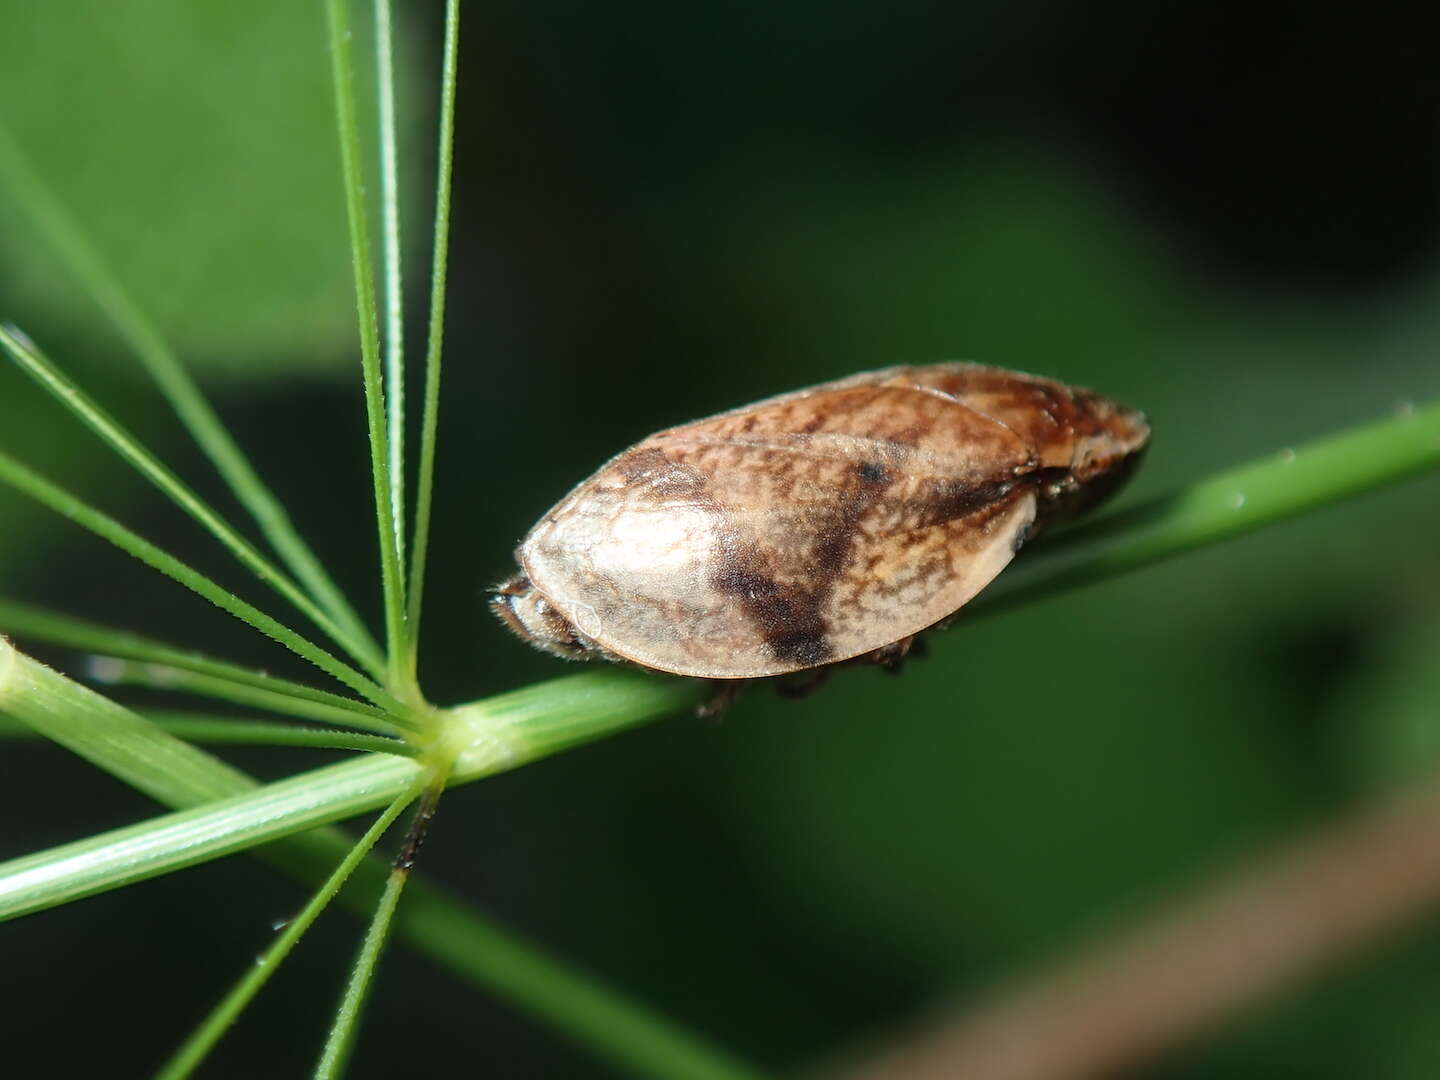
0, 648, 754, 1080
974, 398, 1440, 617
0, 747, 418, 916
0, 325, 379, 674
0, 451, 404, 714
0, 598, 394, 728
316, 779, 445, 1080
94, 660, 402, 735
374, 0, 406, 570
325, 0, 410, 689
154, 780, 423, 1080
0, 122, 383, 675
134, 714, 412, 755
0, 640, 257, 812
406, 0, 460, 659
0, 667, 702, 919
316, 862, 406, 1078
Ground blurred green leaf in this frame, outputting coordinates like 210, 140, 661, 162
0, 1, 418, 373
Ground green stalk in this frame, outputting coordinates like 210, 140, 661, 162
316, 863, 407, 1077
154, 781, 422, 1080
325, 0, 410, 687
406, 0, 461, 656
976, 398, 1440, 616
316, 780, 443, 1080
94, 662, 402, 735
0, 451, 403, 713
0, 640, 257, 812
374, 0, 406, 569
135, 714, 412, 755
0, 749, 419, 916
0, 598, 393, 728
0, 325, 378, 674
0, 667, 702, 920
0, 122, 383, 675
0, 647, 750, 1080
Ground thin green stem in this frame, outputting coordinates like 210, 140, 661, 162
0, 711, 412, 754
316, 775, 445, 1080
0, 451, 403, 713
325, 0, 410, 688
0, 325, 378, 673
974, 398, 1440, 618
0, 654, 753, 1080
94, 661, 403, 735
406, 0, 460, 659
0, 598, 395, 729
374, 0, 406, 571
154, 780, 423, 1080
0, 121, 383, 675
0, 668, 702, 919
316, 862, 406, 1078
0, 640, 259, 812
136, 713, 413, 755
0, 751, 421, 915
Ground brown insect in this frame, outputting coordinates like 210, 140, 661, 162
493, 364, 1148, 690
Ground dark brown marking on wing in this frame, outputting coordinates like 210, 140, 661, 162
915, 477, 1018, 527
708, 454, 897, 666
856, 460, 888, 484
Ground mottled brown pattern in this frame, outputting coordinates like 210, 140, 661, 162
707, 451, 894, 666
494, 363, 1149, 680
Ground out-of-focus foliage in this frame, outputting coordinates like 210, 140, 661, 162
0, 1, 418, 373
2, 2, 1439, 1078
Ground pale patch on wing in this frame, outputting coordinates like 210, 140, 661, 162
594, 501, 716, 582
521, 492, 756, 677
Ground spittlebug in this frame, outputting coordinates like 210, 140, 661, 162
493, 363, 1148, 686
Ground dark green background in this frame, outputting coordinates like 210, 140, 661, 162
2, 2, 1439, 1077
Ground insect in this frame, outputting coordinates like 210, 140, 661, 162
493, 364, 1149, 690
